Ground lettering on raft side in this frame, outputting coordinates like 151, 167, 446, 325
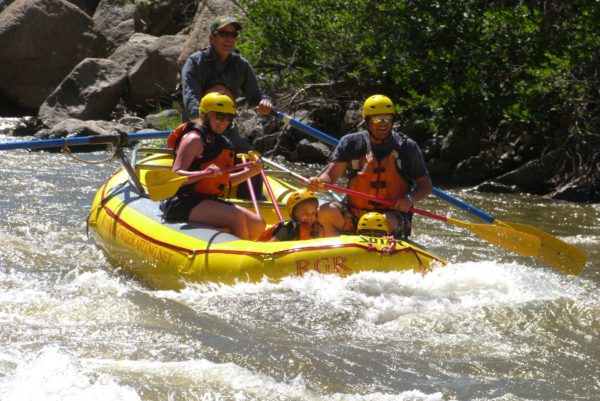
295, 256, 352, 276
97, 213, 175, 265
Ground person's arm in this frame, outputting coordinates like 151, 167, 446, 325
171, 133, 220, 182
395, 139, 432, 212
181, 56, 205, 120
395, 174, 432, 212
240, 61, 272, 115
307, 139, 349, 190
318, 161, 347, 185
229, 160, 263, 187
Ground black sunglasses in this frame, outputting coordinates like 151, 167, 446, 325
215, 112, 235, 122
215, 30, 239, 39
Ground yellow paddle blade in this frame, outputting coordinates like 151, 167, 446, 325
496, 220, 587, 275
448, 218, 542, 257
144, 169, 188, 202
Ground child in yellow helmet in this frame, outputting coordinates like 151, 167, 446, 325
356, 212, 389, 237
258, 189, 324, 241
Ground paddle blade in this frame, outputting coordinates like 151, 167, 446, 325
497, 221, 587, 275
144, 169, 188, 202
449, 218, 542, 257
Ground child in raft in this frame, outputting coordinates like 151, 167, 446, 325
258, 189, 325, 241
356, 212, 389, 237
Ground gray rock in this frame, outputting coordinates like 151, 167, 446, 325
38, 58, 127, 126
124, 35, 187, 112
0, 0, 109, 110
144, 109, 180, 129
35, 118, 133, 139
93, 0, 135, 48
296, 139, 330, 164
108, 32, 158, 71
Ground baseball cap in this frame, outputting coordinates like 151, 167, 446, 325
209, 16, 243, 33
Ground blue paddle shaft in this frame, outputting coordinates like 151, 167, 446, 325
432, 188, 495, 223
0, 130, 171, 151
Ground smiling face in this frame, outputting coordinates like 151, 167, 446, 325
292, 199, 318, 225
366, 114, 394, 142
209, 24, 239, 61
207, 111, 234, 134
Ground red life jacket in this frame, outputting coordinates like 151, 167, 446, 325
167, 122, 235, 196
257, 220, 325, 241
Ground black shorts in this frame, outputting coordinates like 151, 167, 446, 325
160, 193, 229, 222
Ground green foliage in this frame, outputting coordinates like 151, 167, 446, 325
236, 0, 600, 141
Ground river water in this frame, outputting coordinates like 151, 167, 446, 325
1, 124, 599, 401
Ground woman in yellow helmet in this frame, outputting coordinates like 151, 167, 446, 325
258, 189, 324, 241
308, 94, 433, 238
161, 92, 265, 240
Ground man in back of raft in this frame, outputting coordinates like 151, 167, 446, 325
308, 95, 433, 238
181, 15, 272, 199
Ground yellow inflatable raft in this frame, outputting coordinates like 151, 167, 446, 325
87, 149, 446, 289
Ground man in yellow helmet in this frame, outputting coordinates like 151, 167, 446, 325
308, 95, 432, 238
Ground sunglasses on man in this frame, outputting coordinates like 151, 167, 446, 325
215, 30, 239, 39
370, 115, 394, 124
215, 112, 235, 122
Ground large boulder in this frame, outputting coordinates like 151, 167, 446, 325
493, 150, 562, 194
108, 32, 158, 70
133, 0, 186, 36
549, 173, 600, 203
92, 0, 135, 48
38, 58, 127, 126
124, 34, 187, 113
0, 0, 109, 112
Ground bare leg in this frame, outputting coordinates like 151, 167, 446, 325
235, 205, 266, 240
188, 200, 252, 239
384, 211, 401, 234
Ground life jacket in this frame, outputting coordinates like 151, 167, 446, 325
347, 132, 411, 210
257, 220, 325, 241
167, 122, 235, 196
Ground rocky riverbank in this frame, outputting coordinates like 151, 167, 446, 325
1, 0, 598, 202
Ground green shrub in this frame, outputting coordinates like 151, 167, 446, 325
236, 0, 599, 142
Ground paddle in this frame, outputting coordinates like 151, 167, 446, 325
248, 151, 284, 221
237, 153, 261, 215
144, 162, 254, 202
432, 190, 587, 274
261, 156, 343, 203
305, 179, 542, 256
0, 130, 171, 151
272, 110, 586, 274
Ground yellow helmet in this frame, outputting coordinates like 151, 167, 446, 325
286, 189, 318, 217
362, 94, 394, 118
199, 92, 237, 115
357, 212, 389, 235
